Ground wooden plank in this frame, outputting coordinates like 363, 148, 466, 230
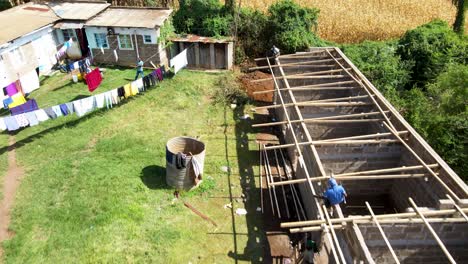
337, 164, 439, 177
445, 194, 468, 222
262, 139, 399, 150
408, 198, 456, 264
183, 202, 217, 227
320, 131, 408, 142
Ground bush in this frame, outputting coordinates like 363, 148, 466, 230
397, 20, 468, 88
236, 9, 269, 59
173, 0, 229, 37
342, 41, 412, 107
266, 0, 323, 53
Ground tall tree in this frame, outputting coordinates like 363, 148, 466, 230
452, 0, 467, 34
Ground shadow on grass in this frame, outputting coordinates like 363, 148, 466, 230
225, 103, 266, 264
140, 165, 170, 190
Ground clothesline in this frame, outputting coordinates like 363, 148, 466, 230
0, 67, 166, 132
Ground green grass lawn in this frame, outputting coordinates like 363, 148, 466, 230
1, 68, 265, 263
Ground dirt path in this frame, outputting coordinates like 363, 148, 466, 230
0, 135, 25, 260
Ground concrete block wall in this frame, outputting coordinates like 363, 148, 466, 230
390, 177, 441, 211
358, 223, 468, 263
91, 35, 163, 67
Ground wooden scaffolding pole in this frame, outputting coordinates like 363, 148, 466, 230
250, 68, 350, 82
290, 217, 468, 232
323, 205, 347, 264
253, 86, 358, 95
281, 207, 468, 228
383, 121, 460, 202
264, 148, 281, 218
268, 173, 430, 187
254, 95, 373, 110
274, 56, 327, 221
445, 194, 468, 222
253, 49, 332, 61
249, 58, 342, 70
320, 131, 408, 142
262, 139, 399, 150
273, 149, 291, 219
408, 198, 456, 264
259, 144, 264, 213
365, 202, 400, 264
337, 164, 438, 177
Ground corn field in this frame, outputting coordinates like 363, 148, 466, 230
244, 0, 464, 43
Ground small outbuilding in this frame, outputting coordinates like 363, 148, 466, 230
169, 35, 234, 70
84, 7, 173, 67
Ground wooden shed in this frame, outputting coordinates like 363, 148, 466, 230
169, 35, 233, 70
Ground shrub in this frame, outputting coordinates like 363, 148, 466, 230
173, 0, 226, 36
201, 15, 233, 37
342, 41, 411, 107
397, 20, 468, 88
266, 0, 322, 53
236, 9, 269, 58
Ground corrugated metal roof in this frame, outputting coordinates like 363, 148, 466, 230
0, 3, 59, 46
85, 7, 172, 28
48, 1, 110, 20
54, 21, 84, 29
170, 34, 234, 44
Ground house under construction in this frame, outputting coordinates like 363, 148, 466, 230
251, 47, 468, 263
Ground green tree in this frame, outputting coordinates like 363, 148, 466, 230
452, 0, 467, 34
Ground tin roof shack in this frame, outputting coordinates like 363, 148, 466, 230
49, 1, 110, 58
0, 2, 60, 89
84, 7, 173, 67
169, 35, 233, 70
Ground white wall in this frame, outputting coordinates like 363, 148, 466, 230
85, 26, 159, 49
0, 24, 57, 88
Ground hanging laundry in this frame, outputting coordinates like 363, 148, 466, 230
143, 75, 150, 90
149, 72, 157, 86
44, 107, 57, 119
4, 116, 19, 131
34, 109, 49, 122
14, 114, 29, 128
130, 81, 139, 96
60, 104, 69, 116
104, 91, 113, 109
73, 96, 96, 117
10, 99, 38, 115
85, 68, 102, 92
117, 87, 125, 99
123, 83, 132, 98
52, 105, 63, 117
8, 93, 27, 108
5, 82, 18, 96
170, 49, 188, 74
19, 70, 40, 95
110, 89, 119, 105
136, 78, 144, 92
0, 118, 5, 131
3, 97, 13, 109
95, 93, 105, 109
154, 69, 163, 81
25, 112, 39, 126
65, 102, 74, 114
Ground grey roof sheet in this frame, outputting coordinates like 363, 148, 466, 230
48, 1, 110, 20
85, 7, 172, 28
0, 3, 59, 46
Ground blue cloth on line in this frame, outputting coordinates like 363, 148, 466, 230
323, 178, 346, 205
3, 97, 13, 109
60, 104, 69, 116
10, 99, 39, 115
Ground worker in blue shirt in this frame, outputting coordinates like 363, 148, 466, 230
323, 178, 347, 208
135, 58, 144, 80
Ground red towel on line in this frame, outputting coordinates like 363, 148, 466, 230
85, 68, 102, 92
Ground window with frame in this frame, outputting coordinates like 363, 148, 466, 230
143, 35, 152, 44
118, 34, 133, 50
94, 33, 108, 49
62, 29, 76, 41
